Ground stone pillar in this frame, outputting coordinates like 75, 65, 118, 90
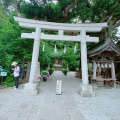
111, 61, 116, 79
81, 31, 88, 86
93, 60, 97, 79
24, 27, 41, 95
78, 30, 95, 97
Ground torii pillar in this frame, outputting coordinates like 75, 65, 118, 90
14, 17, 107, 96
23, 27, 41, 95
78, 30, 94, 96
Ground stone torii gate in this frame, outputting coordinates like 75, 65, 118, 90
14, 17, 107, 97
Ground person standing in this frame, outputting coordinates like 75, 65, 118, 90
11, 62, 20, 90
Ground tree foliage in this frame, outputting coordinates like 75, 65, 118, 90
2, 0, 120, 39
0, 7, 33, 71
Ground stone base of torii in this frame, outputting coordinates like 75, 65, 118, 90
14, 17, 107, 97
78, 84, 95, 97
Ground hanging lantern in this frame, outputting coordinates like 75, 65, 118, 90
63, 45, 66, 54
74, 44, 77, 53
54, 44, 57, 53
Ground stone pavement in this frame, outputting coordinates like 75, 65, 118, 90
0, 71, 120, 120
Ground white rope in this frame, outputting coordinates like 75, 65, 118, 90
74, 44, 77, 53
63, 45, 66, 54
42, 44, 45, 52
54, 44, 57, 53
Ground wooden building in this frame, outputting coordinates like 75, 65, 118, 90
87, 38, 120, 84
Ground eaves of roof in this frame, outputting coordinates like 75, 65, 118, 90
87, 38, 120, 57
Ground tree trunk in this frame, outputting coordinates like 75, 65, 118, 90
16, 0, 23, 17
99, 28, 107, 41
99, 23, 114, 41
108, 25, 114, 37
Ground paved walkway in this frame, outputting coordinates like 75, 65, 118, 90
0, 71, 120, 120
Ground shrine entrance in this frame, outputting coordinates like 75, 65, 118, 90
14, 17, 107, 97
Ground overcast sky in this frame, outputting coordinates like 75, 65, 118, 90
116, 27, 120, 37
25, 0, 28, 1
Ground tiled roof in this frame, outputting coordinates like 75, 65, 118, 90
88, 38, 120, 57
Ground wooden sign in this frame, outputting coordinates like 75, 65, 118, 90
56, 80, 62, 95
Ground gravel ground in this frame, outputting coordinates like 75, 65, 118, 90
0, 71, 120, 120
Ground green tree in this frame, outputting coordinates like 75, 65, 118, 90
62, 47, 79, 71
0, 5, 13, 68
0, 7, 34, 71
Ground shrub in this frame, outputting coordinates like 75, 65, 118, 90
42, 70, 49, 77
2, 76, 14, 87
48, 68, 54, 75
61, 68, 68, 75
68, 62, 78, 71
